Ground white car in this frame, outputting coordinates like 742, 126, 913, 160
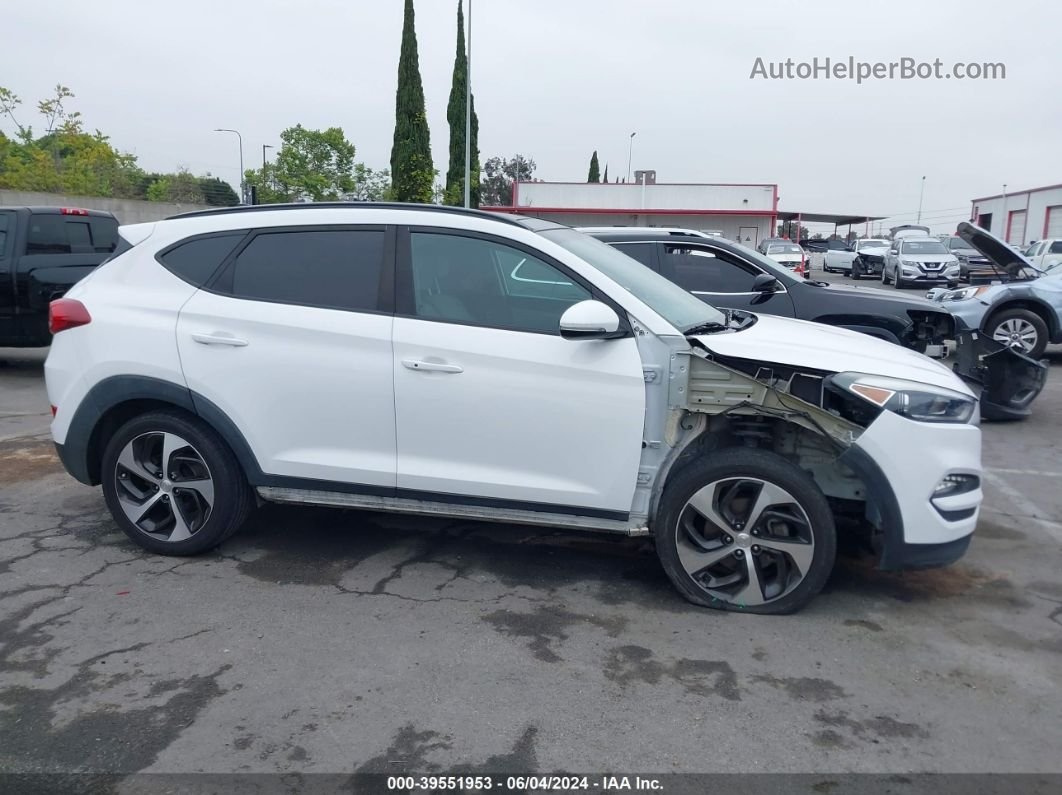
44, 204, 983, 614
822, 239, 890, 275
764, 242, 807, 273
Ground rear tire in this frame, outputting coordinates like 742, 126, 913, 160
101, 410, 254, 556
653, 448, 836, 615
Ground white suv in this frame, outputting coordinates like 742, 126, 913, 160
45, 204, 984, 614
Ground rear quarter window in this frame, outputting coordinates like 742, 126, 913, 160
157, 232, 247, 286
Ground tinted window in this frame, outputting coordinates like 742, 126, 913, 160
0, 213, 9, 258
660, 245, 760, 293
228, 229, 385, 311
160, 233, 246, 286
409, 232, 590, 334
24, 214, 118, 255
26, 215, 69, 254
612, 242, 656, 269
1050, 242, 1062, 254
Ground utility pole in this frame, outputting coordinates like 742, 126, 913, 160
916, 175, 926, 224
627, 132, 636, 182
463, 0, 472, 208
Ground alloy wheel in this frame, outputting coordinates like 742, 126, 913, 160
113, 432, 215, 543
674, 477, 815, 607
992, 318, 1039, 353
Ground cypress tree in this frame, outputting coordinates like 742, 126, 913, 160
587, 151, 600, 183
602, 164, 608, 184
445, 0, 480, 206
391, 0, 434, 203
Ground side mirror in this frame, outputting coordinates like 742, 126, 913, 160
559, 300, 622, 340
751, 273, 779, 293
890, 249, 898, 255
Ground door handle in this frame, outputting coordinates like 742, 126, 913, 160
191, 332, 248, 347
401, 358, 463, 374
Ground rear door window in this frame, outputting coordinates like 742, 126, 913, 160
611, 242, 657, 270
24, 214, 118, 254
26, 215, 70, 254
221, 228, 387, 312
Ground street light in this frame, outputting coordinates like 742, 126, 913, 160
214, 128, 245, 204
262, 144, 274, 171
916, 175, 926, 224
464, 0, 473, 208
627, 132, 636, 182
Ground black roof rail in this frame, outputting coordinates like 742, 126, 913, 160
166, 201, 527, 228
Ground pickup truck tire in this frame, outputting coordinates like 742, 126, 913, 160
654, 448, 836, 615
850, 258, 862, 279
101, 410, 255, 556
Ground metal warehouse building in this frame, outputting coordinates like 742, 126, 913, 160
971, 183, 1062, 246
483, 181, 778, 250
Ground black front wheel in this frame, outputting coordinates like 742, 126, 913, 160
654, 449, 837, 614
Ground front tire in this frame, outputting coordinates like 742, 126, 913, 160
101, 410, 254, 556
987, 308, 1048, 359
653, 448, 836, 615
850, 258, 862, 280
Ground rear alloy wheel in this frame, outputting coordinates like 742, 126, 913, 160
988, 308, 1048, 359
102, 411, 254, 555
654, 449, 836, 614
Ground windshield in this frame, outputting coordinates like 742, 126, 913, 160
856, 240, 888, 250
948, 238, 972, 250
541, 228, 727, 331
767, 244, 802, 254
902, 240, 948, 254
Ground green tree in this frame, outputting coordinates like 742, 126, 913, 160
390, 0, 434, 203
480, 154, 535, 206
269, 124, 357, 201
444, 0, 480, 207
587, 151, 600, 183
198, 176, 240, 206
349, 163, 392, 201
602, 163, 608, 184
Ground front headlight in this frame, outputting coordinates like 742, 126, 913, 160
829, 372, 976, 424
944, 286, 989, 301
901, 259, 920, 267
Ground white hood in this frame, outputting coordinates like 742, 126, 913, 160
695, 314, 974, 396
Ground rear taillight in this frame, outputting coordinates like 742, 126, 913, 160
49, 299, 91, 335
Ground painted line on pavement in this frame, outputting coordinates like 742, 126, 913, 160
982, 471, 1062, 543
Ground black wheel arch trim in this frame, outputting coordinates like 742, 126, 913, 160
982, 298, 1059, 339
59, 375, 628, 522
836, 444, 905, 570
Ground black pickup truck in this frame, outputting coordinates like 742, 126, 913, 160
0, 206, 119, 347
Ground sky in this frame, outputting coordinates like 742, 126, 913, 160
2, 0, 1059, 234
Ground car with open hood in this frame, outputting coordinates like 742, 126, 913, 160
583, 226, 1044, 420
929, 221, 1062, 361
45, 204, 988, 615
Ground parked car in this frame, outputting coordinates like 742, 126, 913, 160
822, 238, 889, 277
1021, 239, 1062, 274
46, 203, 986, 615
764, 242, 807, 274
586, 227, 1045, 421
942, 235, 994, 283
929, 222, 1062, 360
882, 236, 961, 289
0, 206, 119, 347
757, 236, 788, 254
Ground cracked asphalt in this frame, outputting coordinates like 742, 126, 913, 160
1, 344, 1061, 783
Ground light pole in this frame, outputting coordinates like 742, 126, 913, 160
627, 132, 636, 183
916, 175, 926, 224
1001, 183, 1008, 240
464, 0, 472, 208
214, 128, 245, 204
262, 144, 273, 171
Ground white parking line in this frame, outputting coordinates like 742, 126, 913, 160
982, 470, 1062, 543
987, 467, 1062, 478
